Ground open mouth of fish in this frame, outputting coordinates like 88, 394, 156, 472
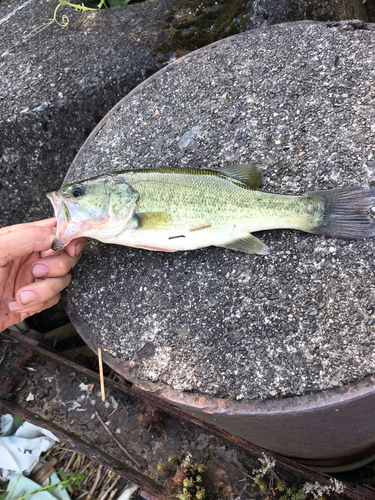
46, 191, 82, 251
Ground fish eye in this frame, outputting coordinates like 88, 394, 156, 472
72, 186, 84, 198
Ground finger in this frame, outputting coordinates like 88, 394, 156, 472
0, 226, 55, 266
40, 248, 57, 258
31, 249, 82, 279
26, 294, 61, 316
9, 274, 71, 312
40, 237, 87, 259
0, 218, 56, 236
64, 237, 88, 258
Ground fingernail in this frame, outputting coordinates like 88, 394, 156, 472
74, 242, 83, 257
32, 263, 48, 278
8, 300, 19, 311
19, 290, 37, 305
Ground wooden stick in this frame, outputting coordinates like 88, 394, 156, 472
98, 347, 105, 401
189, 223, 211, 232
87, 464, 103, 500
107, 488, 118, 500
98, 476, 120, 500
64, 451, 77, 473
94, 410, 141, 468
30, 458, 58, 485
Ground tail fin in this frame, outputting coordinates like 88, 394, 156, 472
307, 187, 375, 239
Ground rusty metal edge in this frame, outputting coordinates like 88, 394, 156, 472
2, 329, 374, 500
63, 302, 375, 418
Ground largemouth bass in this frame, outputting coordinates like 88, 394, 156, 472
47, 165, 375, 255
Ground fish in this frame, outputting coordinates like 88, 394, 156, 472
46, 165, 375, 255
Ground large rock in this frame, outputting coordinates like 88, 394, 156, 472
64, 21, 375, 404
0, 0, 177, 228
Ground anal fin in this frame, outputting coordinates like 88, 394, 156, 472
220, 234, 270, 255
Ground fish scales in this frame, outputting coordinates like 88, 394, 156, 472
125, 170, 323, 233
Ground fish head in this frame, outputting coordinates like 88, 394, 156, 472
47, 174, 139, 250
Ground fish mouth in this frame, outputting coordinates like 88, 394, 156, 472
46, 191, 81, 251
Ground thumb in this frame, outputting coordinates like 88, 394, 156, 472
0, 225, 55, 266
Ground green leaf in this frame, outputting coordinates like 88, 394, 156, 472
68, 472, 77, 479
75, 479, 82, 489
59, 470, 68, 482
66, 483, 74, 494
0, 492, 9, 500
106, 0, 131, 6
13, 415, 25, 426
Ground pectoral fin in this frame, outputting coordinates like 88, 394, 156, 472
220, 234, 270, 255
137, 212, 171, 230
219, 164, 263, 189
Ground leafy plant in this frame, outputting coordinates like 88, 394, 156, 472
0, 471, 85, 500
25, 0, 159, 37
157, 463, 169, 472
249, 454, 344, 500
13, 416, 25, 427
25, 0, 99, 38
157, 453, 207, 500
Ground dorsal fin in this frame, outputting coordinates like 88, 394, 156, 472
218, 164, 263, 189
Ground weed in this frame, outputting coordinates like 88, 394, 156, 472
0, 471, 85, 500
157, 463, 169, 472
157, 452, 207, 500
25, 0, 157, 38
25, 0, 98, 38
249, 453, 344, 500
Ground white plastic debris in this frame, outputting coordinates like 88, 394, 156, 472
0, 414, 15, 436
117, 483, 138, 500
78, 383, 91, 391
0, 415, 59, 479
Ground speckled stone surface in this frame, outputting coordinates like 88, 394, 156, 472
64, 21, 375, 401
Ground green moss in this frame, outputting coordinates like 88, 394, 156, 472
154, 0, 249, 56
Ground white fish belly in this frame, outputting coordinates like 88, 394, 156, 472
98, 227, 251, 252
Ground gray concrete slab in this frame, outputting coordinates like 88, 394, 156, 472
64, 21, 375, 402
0, 0, 177, 227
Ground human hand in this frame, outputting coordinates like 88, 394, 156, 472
0, 218, 87, 332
